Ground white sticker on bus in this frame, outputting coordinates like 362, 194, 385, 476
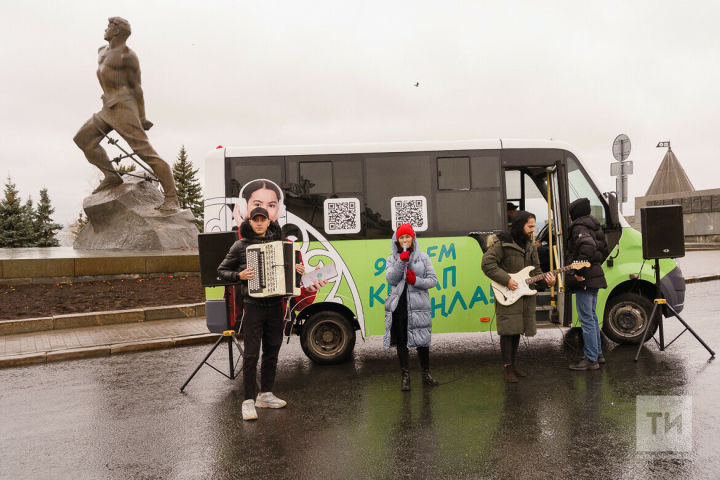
391, 195, 428, 231
324, 198, 361, 234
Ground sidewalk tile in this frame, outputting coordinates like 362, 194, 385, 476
0, 316, 210, 368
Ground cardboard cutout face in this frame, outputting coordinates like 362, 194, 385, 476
233, 179, 285, 228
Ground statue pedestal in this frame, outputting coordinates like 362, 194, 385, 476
74, 176, 199, 250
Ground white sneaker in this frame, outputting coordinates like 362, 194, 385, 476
242, 399, 258, 421
255, 392, 287, 409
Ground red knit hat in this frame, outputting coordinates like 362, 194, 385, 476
396, 223, 415, 239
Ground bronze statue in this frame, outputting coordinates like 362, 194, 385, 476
73, 17, 179, 213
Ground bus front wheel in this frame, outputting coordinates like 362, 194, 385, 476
603, 292, 657, 344
300, 311, 356, 364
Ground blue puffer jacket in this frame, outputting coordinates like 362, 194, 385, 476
383, 232, 437, 348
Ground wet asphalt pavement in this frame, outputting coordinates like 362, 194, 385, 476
2, 281, 719, 480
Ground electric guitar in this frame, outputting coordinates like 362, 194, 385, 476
491, 261, 591, 306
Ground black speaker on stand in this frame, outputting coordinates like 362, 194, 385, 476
634, 205, 714, 361
181, 231, 245, 392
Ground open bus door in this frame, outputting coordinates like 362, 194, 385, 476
502, 157, 568, 326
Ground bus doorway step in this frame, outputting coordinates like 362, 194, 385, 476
536, 305, 560, 326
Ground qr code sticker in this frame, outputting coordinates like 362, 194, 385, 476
324, 198, 361, 234
391, 196, 428, 231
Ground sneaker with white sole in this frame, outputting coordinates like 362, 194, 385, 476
242, 399, 258, 421
255, 392, 287, 409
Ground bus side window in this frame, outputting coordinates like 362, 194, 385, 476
286, 156, 365, 238
365, 154, 432, 236
227, 157, 284, 197
505, 170, 522, 214
299, 162, 333, 194
437, 157, 470, 190
435, 153, 503, 234
334, 159, 362, 193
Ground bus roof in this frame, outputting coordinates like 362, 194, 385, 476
221, 139, 580, 158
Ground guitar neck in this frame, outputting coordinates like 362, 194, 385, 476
525, 264, 577, 285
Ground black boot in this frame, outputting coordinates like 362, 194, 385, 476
422, 370, 439, 387
401, 369, 411, 391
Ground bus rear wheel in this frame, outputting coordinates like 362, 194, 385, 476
603, 292, 657, 344
300, 311, 355, 364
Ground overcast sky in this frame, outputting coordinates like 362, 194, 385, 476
1, 0, 719, 225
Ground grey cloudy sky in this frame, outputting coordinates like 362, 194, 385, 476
1, 0, 719, 225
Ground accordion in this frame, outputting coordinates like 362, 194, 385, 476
246, 241, 302, 298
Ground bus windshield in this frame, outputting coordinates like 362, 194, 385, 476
567, 156, 607, 227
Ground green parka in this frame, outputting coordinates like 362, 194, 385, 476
481, 232, 546, 336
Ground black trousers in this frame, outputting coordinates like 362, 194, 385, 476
397, 345, 431, 371
241, 302, 284, 400
500, 334, 520, 366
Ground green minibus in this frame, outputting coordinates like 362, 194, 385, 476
202, 139, 685, 363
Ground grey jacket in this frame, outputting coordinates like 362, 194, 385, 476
383, 232, 437, 348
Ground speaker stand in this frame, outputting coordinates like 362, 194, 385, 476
634, 259, 715, 361
180, 330, 244, 391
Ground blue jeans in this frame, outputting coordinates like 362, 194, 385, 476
576, 288, 601, 362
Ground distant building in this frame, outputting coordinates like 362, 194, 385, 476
628, 147, 719, 243
644, 148, 695, 196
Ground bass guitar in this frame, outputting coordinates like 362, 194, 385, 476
491, 261, 591, 306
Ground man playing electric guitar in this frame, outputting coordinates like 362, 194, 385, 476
490, 260, 590, 306
482, 211, 555, 383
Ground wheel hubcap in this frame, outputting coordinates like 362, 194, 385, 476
610, 303, 647, 337
310, 319, 346, 357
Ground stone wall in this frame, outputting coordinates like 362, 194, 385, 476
630, 188, 720, 243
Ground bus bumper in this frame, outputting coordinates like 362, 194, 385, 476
661, 266, 686, 316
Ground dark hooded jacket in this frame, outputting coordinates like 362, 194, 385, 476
566, 198, 608, 291
481, 211, 547, 336
217, 219, 284, 305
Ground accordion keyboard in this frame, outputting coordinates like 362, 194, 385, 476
246, 249, 262, 294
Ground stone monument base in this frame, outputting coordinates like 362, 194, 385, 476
74, 176, 199, 250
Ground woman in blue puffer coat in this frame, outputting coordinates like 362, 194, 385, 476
384, 223, 438, 391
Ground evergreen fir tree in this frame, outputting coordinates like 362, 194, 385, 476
172, 145, 204, 231
23, 197, 38, 246
116, 163, 136, 176
34, 188, 62, 247
0, 177, 34, 247
69, 210, 88, 238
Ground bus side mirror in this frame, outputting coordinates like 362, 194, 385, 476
604, 191, 620, 228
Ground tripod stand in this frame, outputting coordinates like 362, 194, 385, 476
180, 328, 244, 392
180, 283, 245, 392
634, 258, 715, 361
